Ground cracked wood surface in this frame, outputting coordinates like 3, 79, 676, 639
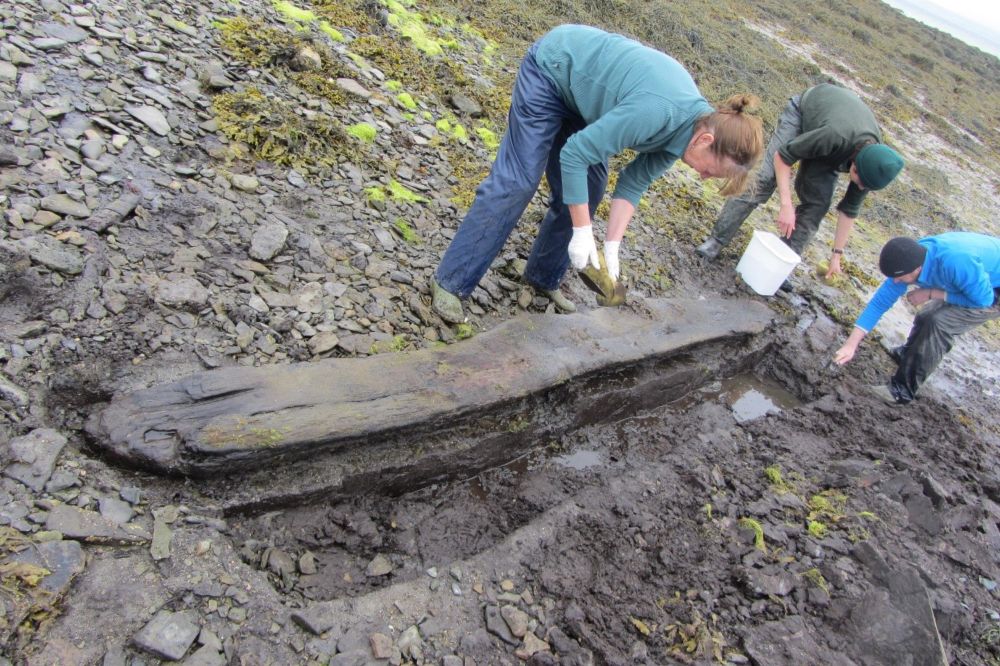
86, 297, 773, 476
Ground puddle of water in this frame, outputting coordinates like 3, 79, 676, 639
717, 374, 801, 422
551, 449, 603, 470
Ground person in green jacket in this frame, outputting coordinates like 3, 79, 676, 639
431, 24, 765, 324
696, 83, 904, 280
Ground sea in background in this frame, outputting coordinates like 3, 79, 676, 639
883, 0, 1000, 58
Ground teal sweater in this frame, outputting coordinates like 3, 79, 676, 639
535, 25, 713, 207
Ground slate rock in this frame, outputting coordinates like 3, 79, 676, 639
15, 235, 85, 274
41, 21, 90, 43
291, 605, 340, 635
230, 174, 259, 192
448, 92, 483, 116
484, 605, 518, 645
9, 538, 86, 595
125, 105, 171, 135
45, 504, 150, 544
181, 644, 227, 666
98, 496, 135, 525
155, 276, 210, 309
133, 609, 200, 661
249, 222, 289, 261
744, 616, 854, 666
4, 428, 67, 492
846, 565, 949, 665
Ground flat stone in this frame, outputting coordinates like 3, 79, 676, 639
155, 276, 210, 309
125, 105, 171, 135
13, 235, 84, 275
249, 221, 288, 261
41, 21, 90, 43
180, 645, 227, 666
4, 428, 67, 492
846, 559, 949, 665
337, 78, 371, 99
500, 605, 530, 638
150, 519, 172, 560
98, 496, 135, 525
230, 174, 259, 192
290, 607, 340, 635
485, 605, 518, 645
40, 194, 90, 218
0, 62, 16, 83
744, 616, 854, 666
10, 539, 86, 595
133, 609, 200, 661
45, 504, 150, 545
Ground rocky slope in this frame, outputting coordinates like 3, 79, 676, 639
2, 0, 1000, 664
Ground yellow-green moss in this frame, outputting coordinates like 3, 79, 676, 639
347, 122, 377, 143
273, 0, 317, 23
397, 92, 418, 110
475, 126, 500, 150
388, 179, 428, 203
394, 218, 419, 243
319, 21, 345, 42
365, 186, 387, 204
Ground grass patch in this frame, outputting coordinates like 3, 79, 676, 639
739, 517, 766, 552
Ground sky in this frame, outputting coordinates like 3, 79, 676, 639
881, 0, 1000, 59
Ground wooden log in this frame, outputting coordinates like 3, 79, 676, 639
86, 298, 773, 488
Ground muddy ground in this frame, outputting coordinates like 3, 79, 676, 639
3, 0, 1000, 664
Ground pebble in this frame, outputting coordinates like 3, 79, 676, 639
133, 609, 199, 661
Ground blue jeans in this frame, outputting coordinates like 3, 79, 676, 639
435, 43, 608, 297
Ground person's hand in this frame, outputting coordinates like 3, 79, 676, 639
604, 240, 621, 281
906, 288, 933, 307
568, 225, 600, 270
776, 204, 796, 239
824, 253, 843, 280
833, 342, 857, 365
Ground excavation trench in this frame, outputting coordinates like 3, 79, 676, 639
228, 359, 806, 608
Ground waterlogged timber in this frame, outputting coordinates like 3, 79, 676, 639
86, 297, 771, 508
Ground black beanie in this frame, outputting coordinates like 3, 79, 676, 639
879, 237, 926, 277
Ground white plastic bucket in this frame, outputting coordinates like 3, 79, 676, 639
735, 230, 801, 296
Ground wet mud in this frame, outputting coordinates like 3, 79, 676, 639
220, 307, 1000, 665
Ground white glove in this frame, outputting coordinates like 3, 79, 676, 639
604, 240, 621, 281
568, 225, 600, 270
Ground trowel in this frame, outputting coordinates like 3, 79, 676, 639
578, 253, 627, 307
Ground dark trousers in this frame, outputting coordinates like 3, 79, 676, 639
435, 42, 608, 297
892, 297, 1000, 401
711, 94, 840, 255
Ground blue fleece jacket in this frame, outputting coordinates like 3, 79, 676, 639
534, 25, 713, 207
856, 232, 1000, 332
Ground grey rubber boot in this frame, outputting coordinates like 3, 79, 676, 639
696, 237, 724, 260
431, 279, 466, 324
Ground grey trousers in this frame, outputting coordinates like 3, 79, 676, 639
892, 297, 1000, 401
711, 94, 841, 254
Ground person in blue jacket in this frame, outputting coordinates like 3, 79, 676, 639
833, 233, 1000, 404
430, 24, 765, 324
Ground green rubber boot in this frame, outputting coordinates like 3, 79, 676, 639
544, 289, 577, 314
431, 279, 466, 324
